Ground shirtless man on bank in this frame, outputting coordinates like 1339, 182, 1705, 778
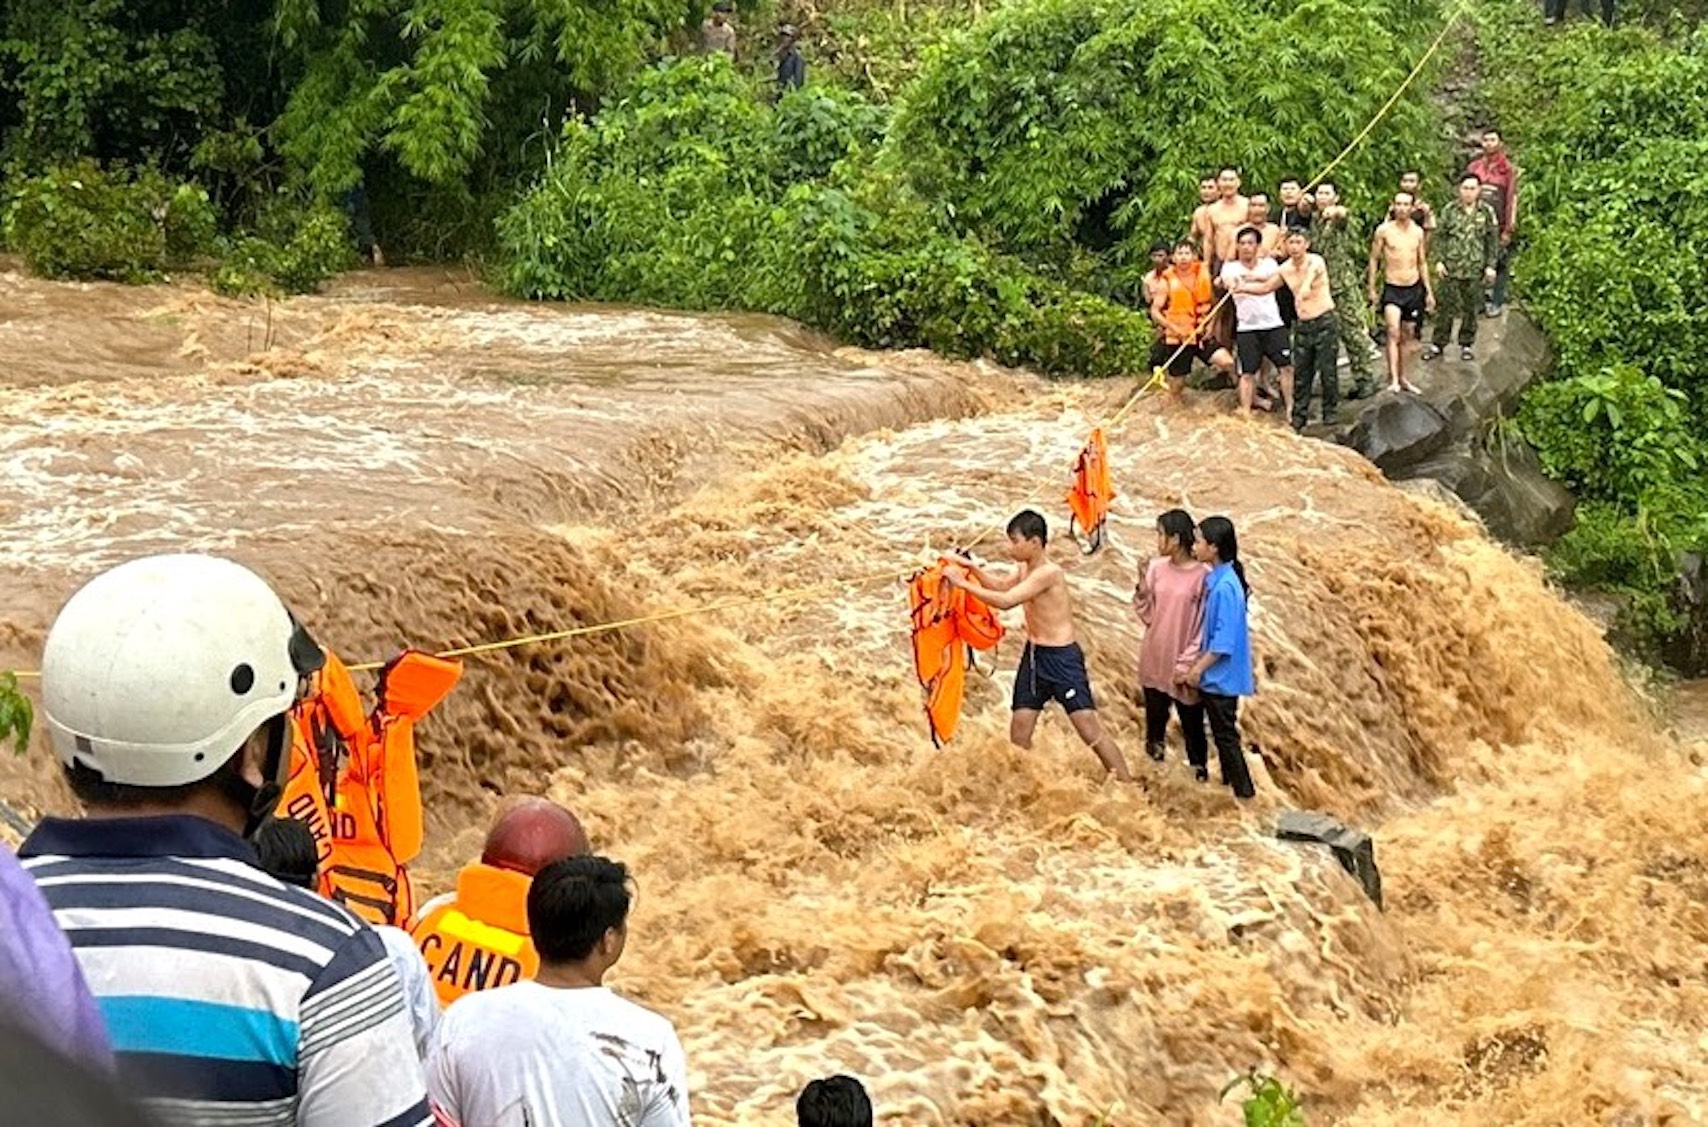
1189, 175, 1220, 258
1193, 168, 1250, 269
946, 510, 1134, 782
1239, 227, 1341, 428
1366, 190, 1433, 394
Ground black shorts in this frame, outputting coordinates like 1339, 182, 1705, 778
1381, 282, 1426, 325
1162, 340, 1222, 378
1148, 338, 1171, 370
1236, 325, 1291, 375
1013, 642, 1097, 714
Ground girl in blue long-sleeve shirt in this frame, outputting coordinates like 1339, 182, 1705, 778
1182, 515, 1257, 799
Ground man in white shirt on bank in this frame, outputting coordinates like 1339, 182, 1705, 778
1219, 225, 1294, 419
427, 856, 691, 1127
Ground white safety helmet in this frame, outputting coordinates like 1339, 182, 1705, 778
42, 553, 325, 788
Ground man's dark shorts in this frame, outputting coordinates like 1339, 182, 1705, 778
1013, 642, 1097, 714
1163, 340, 1222, 378
1381, 281, 1426, 326
1235, 325, 1291, 376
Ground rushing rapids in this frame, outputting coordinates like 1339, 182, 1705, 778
1, 265, 1704, 1124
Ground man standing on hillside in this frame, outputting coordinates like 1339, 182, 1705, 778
701, 1, 736, 55
1468, 129, 1520, 316
1311, 181, 1378, 400
776, 24, 806, 91
1367, 191, 1434, 394
1423, 173, 1500, 362
1398, 170, 1436, 251
1189, 175, 1219, 257
1222, 227, 1293, 419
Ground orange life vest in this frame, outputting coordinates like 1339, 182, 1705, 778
408, 862, 537, 1007
279, 648, 462, 927
1163, 263, 1214, 344
908, 561, 1004, 746
1065, 427, 1116, 554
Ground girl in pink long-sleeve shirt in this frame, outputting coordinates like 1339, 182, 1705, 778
1132, 509, 1210, 778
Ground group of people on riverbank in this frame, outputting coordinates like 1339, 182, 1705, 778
1142, 129, 1520, 431
0, 554, 879, 1127
945, 508, 1259, 800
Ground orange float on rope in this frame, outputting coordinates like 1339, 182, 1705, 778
279, 647, 462, 927
1066, 426, 1116, 554
908, 560, 1004, 746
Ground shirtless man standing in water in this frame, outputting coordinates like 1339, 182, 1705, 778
947, 510, 1134, 782
1366, 190, 1433, 394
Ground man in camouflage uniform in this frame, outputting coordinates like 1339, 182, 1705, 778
1423, 172, 1500, 362
1310, 181, 1378, 399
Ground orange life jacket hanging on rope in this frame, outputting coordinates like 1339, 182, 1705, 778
1065, 426, 1116, 554
280, 647, 462, 927
907, 561, 1004, 746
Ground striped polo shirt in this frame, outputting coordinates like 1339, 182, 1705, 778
21, 815, 433, 1127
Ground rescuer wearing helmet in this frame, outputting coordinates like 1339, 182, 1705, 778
409, 796, 591, 1006
19, 553, 432, 1127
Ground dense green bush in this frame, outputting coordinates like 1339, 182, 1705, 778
211, 200, 359, 297
3, 160, 217, 282
887, 0, 1444, 266
501, 56, 1156, 377
1478, 6, 1708, 662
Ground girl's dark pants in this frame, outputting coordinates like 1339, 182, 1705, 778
1201, 691, 1257, 798
1142, 687, 1208, 769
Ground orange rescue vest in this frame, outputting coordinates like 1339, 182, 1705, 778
408, 862, 537, 1006
908, 561, 1004, 746
279, 648, 462, 927
1065, 427, 1116, 554
1163, 263, 1214, 344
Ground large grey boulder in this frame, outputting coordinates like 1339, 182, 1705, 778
1333, 312, 1574, 547
1400, 436, 1575, 546
1275, 810, 1383, 908
1341, 393, 1452, 473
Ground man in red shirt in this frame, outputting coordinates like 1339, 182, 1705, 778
1467, 128, 1520, 316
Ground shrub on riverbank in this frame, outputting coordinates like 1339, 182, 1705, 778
1477, 5, 1708, 661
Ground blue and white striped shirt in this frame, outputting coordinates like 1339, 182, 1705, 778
21, 815, 433, 1127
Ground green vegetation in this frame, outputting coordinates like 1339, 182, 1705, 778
501, 0, 1447, 373
1222, 1069, 1309, 1126
1475, 2, 1708, 661
0, 673, 31, 756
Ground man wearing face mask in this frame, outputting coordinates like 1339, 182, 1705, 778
20, 554, 431, 1127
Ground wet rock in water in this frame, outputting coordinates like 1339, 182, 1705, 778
1401, 436, 1575, 546
1341, 394, 1452, 472
1275, 810, 1383, 908
1336, 312, 1576, 547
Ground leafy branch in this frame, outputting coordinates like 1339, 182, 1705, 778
0, 673, 33, 757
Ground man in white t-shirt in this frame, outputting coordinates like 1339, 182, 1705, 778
1219, 226, 1294, 419
428, 856, 691, 1127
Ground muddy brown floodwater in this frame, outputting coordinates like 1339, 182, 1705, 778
2, 264, 1705, 1125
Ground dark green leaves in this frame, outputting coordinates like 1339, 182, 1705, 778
0, 673, 32, 757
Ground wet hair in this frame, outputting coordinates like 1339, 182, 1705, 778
0, 1017, 164, 1127
1460, 171, 1482, 185
1286, 227, 1311, 242
1248, 192, 1269, 204
528, 855, 632, 964
1316, 179, 1337, 196
1007, 509, 1047, 545
797, 1075, 874, 1127
1156, 509, 1195, 555
253, 817, 320, 889
1279, 177, 1301, 189
1173, 238, 1198, 254
1235, 226, 1260, 245
1197, 516, 1249, 594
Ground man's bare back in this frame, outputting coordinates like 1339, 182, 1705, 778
1375, 219, 1426, 286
